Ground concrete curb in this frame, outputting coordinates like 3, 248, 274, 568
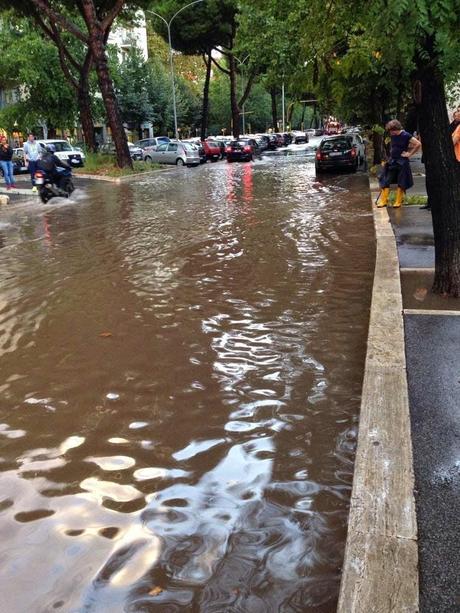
74, 167, 169, 183
337, 183, 419, 612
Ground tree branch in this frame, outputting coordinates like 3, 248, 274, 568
238, 67, 257, 107
101, 0, 125, 33
30, 0, 88, 43
211, 55, 230, 75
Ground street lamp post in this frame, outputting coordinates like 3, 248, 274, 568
146, 0, 204, 139
235, 55, 249, 135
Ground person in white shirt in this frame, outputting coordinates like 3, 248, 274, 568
23, 133, 42, 192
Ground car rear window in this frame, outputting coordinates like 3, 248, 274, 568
321, 138, 352, 151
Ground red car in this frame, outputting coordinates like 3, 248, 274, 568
201, 140, 221, 161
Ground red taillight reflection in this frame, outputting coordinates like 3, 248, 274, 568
244, 146, 252, 152
225, 147, 232, 153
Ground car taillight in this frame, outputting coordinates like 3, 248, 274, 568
316, 151, 323, 160
35, 171, 44, 178
351, 148, 357, 157
226, 147, 232, 153
244, 146, 252, 152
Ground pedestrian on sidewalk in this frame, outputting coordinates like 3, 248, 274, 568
23, 132, 42, 193
448, 109, 460, 135
0, 137, 16, 190
378, 119, 421, 208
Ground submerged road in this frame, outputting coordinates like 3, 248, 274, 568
0, 156, 374, 612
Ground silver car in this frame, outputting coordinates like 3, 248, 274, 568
144, 141, 200, 167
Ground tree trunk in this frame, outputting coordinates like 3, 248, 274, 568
81, 3, 131, 168
229, 54, 240, 139
78, 81, 96, 152
270, 87, 278, 130
416, 63, 460, 296
200, 50, 212, 140
372, 131, 383, 165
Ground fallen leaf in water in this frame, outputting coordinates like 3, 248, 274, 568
413, 288, 428, 302
99, 332, 112, 337
148, 587, 163, 596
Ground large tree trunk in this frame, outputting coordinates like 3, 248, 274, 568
77, 52, 96, 152
80, 0, 131, 168
90, 33, 131, 168
229, 54, 240, 139
200, 50, 212, 140
270, 87, 278, 130
416, 63, 460, 296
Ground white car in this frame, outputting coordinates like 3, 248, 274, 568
36, 139, 86, 167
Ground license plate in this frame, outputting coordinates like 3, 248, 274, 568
35, 177, 44, 185
329, 152, 342, 157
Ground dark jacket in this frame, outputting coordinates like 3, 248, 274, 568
449, 120, 460, 135
0, 144, 13, 162
37, 151, 70, 173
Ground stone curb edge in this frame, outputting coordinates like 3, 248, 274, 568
74, 167, 169, 183
337, 179, 419, 612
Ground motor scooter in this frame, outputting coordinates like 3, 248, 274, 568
34, 166, 75, 204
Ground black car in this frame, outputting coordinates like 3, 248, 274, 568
315, 136, 358, 173
226, 139, 258, 162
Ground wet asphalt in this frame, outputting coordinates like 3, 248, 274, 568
386, 169, 460, 612
404, 315, 460, 613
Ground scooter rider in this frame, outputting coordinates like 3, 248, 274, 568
36, 143, 70, 191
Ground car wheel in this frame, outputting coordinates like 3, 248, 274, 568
315, 165, 324, 174
176, 158, 185, 166
145, 156, 152, 163
351, 161, 358, 173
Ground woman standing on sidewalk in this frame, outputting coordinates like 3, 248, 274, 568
0, 137, 16, 190
378, 119, 421, 208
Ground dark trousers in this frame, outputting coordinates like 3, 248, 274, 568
28, 160, 38, 186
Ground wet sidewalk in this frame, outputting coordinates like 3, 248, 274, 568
372, 180, 460, 613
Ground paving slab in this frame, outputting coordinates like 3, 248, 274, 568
388, 206, 434, 269
404, 314, 460, 613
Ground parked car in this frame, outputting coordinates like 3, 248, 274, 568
12, 148, 28, 173
201, 139, 221, 161
291, 131, 309, 144
99, 142, 144, 160
256, 134, 278, 151
182, 140, 207, 164
209, 138, 228, 159
226, 139, 258, 162
315, 135, 359, 173
134, 137, 170, 154
144, 140, 200, 166
36, 139, 85, 167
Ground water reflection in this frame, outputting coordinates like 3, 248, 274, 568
0, 160, 374, 612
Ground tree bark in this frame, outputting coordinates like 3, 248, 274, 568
416, 62, 460, 296
270, 87, 278, 130
372, 131, 383, 165
200, 50, 212, 140
80, 1, 132, 168
229, 54, 240, 138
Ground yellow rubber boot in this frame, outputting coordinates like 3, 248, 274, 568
377, 188, 389, 207
394, 187, 405, 208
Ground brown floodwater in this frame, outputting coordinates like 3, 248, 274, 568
0, 157, 374, 612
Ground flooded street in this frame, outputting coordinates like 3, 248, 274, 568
0, 157, 374, 612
